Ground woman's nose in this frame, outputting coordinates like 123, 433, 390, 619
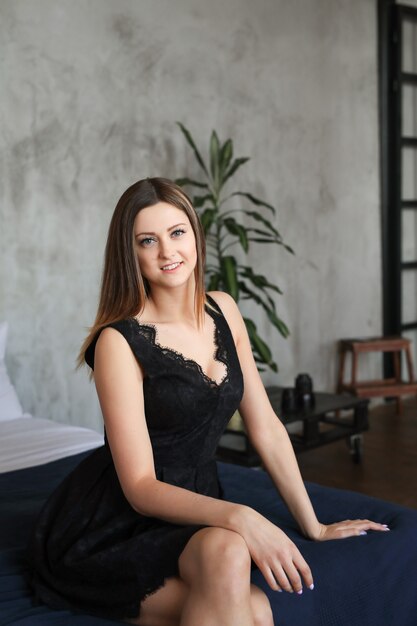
158, 237, 175, 258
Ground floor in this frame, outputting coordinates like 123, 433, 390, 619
297, 396, 417, 509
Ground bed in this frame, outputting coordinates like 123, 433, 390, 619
1, 323, 417, 625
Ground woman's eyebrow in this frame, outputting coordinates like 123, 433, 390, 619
135, 223, 188, 237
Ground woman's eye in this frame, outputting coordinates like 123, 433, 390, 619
139, 237, 156, 247
172, 229, 186, 238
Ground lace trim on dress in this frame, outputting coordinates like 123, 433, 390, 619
130, 311, 229, 389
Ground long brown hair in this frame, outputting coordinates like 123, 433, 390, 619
77, 177, 207, 368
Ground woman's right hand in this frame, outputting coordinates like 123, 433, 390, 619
233, 506, 314, 594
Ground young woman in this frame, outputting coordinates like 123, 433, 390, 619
30, 177, 388, 626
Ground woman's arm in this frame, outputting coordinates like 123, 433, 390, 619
209, 291, 389, 541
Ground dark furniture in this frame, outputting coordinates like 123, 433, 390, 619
217, 387, 369, 466
2, 451, 417, 626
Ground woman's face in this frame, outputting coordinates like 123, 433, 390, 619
134, 202, 197, 290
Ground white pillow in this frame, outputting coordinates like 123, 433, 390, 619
0, 321, 24, 420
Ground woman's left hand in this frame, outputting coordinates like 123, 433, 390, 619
315, 519, 390, 541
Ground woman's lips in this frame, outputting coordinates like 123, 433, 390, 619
161, 261, 183, 272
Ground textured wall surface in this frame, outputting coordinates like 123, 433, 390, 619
0, 0, 381, 431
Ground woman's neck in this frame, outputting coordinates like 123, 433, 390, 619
144, 282, 198, 325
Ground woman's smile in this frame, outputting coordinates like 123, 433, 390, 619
160, 261, 183, 272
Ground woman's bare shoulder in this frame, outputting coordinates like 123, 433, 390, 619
207, 291, 245, 341
95, 326, 143, 378
95, 325, 128, 352
207, 290, 239, 313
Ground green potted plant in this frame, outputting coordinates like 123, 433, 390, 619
176, 122, 294, 372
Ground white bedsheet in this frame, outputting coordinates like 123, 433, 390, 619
0, 415, 104, 473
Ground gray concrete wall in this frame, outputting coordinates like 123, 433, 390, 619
0, 0, 381, 431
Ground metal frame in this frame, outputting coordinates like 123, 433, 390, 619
379, 1, 417, 374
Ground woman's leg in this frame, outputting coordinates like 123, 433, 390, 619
178, 527, 272, 626
127, 527, 273, 626
250, 585, 274, 626
126, 577, 188, 626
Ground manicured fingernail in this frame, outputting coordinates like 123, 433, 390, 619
383, 525, 390, 530
360, 530, 367, 536
309, 584, 315, 590
277, 589, 283, 593
383, 527, 390, 531
297, 590, 303, 595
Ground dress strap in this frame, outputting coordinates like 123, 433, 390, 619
205, 293, 222, 315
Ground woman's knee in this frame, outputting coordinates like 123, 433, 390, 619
179, 527, 251, 586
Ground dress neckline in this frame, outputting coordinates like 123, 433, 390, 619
130, 301, 229, 389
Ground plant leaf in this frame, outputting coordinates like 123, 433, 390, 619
175, 177, 209, 189
220, 256, 239, 301
239, 280, 273, 313
232, 191, 276, 214
193, 194, 213, 208
239, 266, 283, 295
263, 304, 290, 338
223, 157, 250, 185
200, 208, 217, 233
219, 139, 233, 181
207, 273, 220, 291
246, 228, 282, 242
210, 130, 220, 186
239, 282, 289, 338
239, 279, 276, 310
223, 218, 249, 253
244, 317, 278, 372
176, 122, 209, 177
238, 280, 274, 313
248, 237, 282, 245
250, 227, 280, 237
241, 210, 282, 238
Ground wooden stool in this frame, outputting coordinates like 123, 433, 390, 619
337, 336, 417, 414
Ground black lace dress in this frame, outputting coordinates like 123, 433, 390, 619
29, 295, 244, 620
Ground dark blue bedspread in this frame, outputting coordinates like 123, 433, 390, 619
1, 451, 416, 625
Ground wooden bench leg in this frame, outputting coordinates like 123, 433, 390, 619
351, 349, 358, 388
337, 347, 347, 393
404, 345, 417, 404
405, 346, 415, 382
393, 351, 401, 383
393, 351, 402, 414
